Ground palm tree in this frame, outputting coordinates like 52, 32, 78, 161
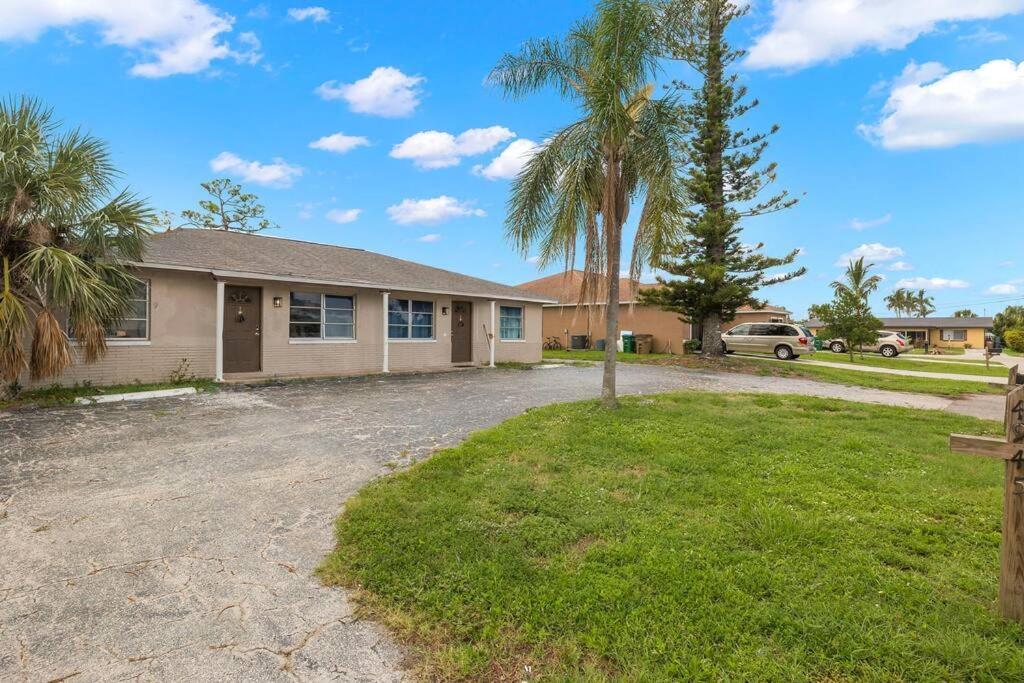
832, 257, 882, 306
489, 0, 685, 407
0, 97, 153, 383
953, 308, 976, 318
884, 288, 910, 317
912, 289, 935, 318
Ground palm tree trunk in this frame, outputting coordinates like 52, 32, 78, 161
602, 161, 623, 409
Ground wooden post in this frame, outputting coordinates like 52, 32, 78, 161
951, 366, 1024, 622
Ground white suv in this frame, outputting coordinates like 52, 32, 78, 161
826, 331, 908, 357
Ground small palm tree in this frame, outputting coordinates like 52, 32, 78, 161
489, 0, 685, 407
832, 257, 882, 305
0, 97, 153, 383
913, 289, 935, 318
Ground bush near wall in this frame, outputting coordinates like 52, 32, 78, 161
1004, 328, 1024, 353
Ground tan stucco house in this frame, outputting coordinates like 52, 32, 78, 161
518, 270, 793, 353
26, 229, 553, 387
805, 316, 993, 350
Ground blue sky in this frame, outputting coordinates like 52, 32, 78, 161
2, 1, 1023, 319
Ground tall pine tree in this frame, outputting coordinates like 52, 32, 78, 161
641, 0, 804, 358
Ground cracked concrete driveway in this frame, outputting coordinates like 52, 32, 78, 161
0, 364, 1004, 681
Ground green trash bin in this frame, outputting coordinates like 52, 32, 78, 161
623, 334, 636, 353
814, 337, 823, 351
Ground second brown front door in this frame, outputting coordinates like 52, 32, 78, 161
223, 285, 262, 373
451, 301, 472, 363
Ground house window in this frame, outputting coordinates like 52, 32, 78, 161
289, 292, 355, 339
500, 306, 524, 340
106, 280, 149, 339
388, 299, 434, 339
941, 329, 967, 342
769, 316, 785, 323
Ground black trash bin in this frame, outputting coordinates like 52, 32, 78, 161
570, 334, 589, 350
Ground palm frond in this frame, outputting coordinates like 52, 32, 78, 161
0, 256, 28, 382
30, 307, 72, 380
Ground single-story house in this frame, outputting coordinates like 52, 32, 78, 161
805, 316, 994, 350
517, 270, 793, 353
24, 229, 553, 387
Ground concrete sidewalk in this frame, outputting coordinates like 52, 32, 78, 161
743, 354, 1007, 384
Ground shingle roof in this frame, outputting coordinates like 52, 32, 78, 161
137, 229, 555, 303
516, 270, 657, 303
517, 270, 792, 314
805, 316, 994, 329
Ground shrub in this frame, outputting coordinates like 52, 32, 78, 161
964, 343, 972, 349
1004, 328, 1024, 353
684, 339, 702, 354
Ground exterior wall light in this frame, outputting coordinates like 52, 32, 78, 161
273, 296, 283, 308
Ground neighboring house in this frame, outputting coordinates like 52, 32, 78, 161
517, 270, 792, 353
805, 317, 994, 350
24, 229, 552, 387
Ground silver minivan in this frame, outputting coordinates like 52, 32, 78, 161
722, 323, 816, 360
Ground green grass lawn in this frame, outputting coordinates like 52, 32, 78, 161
0, 378, 217, 410
797, 352, 1009, 377
320, 393, 1022, 681
541, 350, 1005, 397
1004, 348, 1022, 357
541, 349, 674, 363
907, 347, 966, 355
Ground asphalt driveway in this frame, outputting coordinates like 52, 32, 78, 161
0, 364, 1004, 681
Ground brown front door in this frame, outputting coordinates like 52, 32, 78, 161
451, 301, 473, 363
223, 286, 261, 373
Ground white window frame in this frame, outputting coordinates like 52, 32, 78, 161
388, 298, 436, 342
499, 305, 525, 341
288, 292, 357, 344
941, 328, 967, 342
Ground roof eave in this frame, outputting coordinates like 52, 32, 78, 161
131, 261, 558, 304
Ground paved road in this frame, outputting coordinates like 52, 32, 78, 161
0, 364, 1004, 681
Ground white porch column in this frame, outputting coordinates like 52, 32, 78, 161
489, 300, 496, 368
382, 291, 390, 374
214, 280, 225, 382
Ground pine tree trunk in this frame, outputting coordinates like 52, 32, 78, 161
700, 311, 722, 359
701, 3, 727, 359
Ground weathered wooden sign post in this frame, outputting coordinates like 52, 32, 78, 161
950, 366, 1024, 623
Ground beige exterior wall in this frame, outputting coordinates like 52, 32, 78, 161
541, 305, 794, 353
22, 268, 217, 389
23, 268, 543, 388
542, 304, 692, 354
721, 310, 792, 332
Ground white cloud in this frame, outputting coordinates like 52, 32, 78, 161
989, 283, 1020, 294
325, 208, 361, 224
309, 132, 370, 154
1000, 260, 1016, 268
850, 213, 892, 230
473, 139, 540, 180
287, 6, 330, 22
888, 261, 913, 272
896, 277, 970, 290
835, 243, 904, 267
746, 0, 1024, 71
958, 27, 1008, 43
0, 0, 266, 78
390, 126, 514, 169
297, 201, 316, 219
386, 196, 485, 225
416, 233, 441, 243
315, 67, 424, 117
526, 255, 540, 264
209, 152, 302, 188
860, 59, 1024, 149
